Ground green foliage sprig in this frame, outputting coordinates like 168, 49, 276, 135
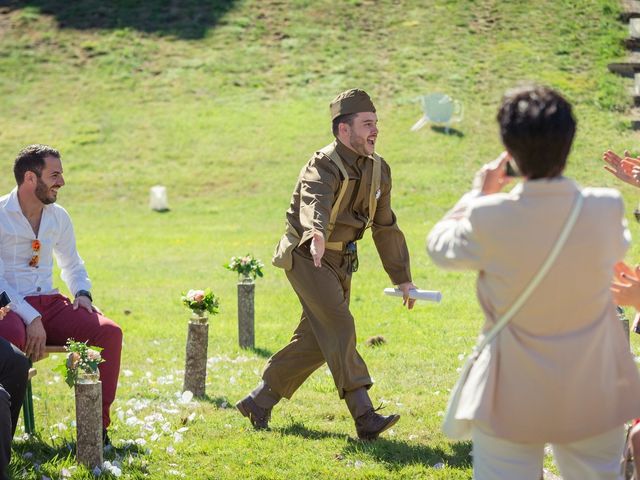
225, 254, 264, 280
181, 288, 220, 315
53, 339, 104, 388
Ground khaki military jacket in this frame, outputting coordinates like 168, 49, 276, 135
273, 140, 411, 285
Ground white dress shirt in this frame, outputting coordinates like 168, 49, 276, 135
0, 188, 91, 324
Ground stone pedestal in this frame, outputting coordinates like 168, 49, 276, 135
183, 318, 208, 397
237, 282, 255, 349
74, 377, 103, 468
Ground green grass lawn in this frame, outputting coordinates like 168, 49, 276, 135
1, 0, 639, 478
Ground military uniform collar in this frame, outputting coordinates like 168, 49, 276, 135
335, 139, 366, 165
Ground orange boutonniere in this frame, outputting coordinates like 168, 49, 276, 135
29, 239, 40, 268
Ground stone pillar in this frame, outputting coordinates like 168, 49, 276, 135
183, 319, 208, 397
75, 377, 103, 468
238, 282, 255, 349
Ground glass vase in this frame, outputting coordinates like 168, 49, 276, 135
76, 371, 100, 384
190, 310, 208, 324
238, 273, 254, 284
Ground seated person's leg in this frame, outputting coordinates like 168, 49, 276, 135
0, 338, 29, 436
0, 386, 11, 480
40, 294, 122, 429
0, 312, 27, 352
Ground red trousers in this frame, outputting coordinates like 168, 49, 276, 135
0, 294, 122, 428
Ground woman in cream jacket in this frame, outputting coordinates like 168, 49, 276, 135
428, 85, 640, 480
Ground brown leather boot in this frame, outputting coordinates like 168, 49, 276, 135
236, 395, 272, 430
344, 387, 400, 440
236, 381, 281, 430
354, 408, 400, 440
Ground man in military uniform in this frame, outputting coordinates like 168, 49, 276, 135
236, 88, 417, 440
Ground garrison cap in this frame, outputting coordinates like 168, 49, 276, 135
330, 88, 376, 120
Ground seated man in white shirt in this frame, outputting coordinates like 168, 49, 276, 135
0, 144, 122, 445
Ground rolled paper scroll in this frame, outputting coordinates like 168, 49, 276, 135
383, 288, 442, 303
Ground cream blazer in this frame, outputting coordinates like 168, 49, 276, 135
428, 177, 640, 443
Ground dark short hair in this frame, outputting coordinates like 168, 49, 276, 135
14, 144, 60, 185
332, 112, 358, 137
497, 85, 576, 179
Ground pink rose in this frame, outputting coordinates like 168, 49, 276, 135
193, 291, 205, 302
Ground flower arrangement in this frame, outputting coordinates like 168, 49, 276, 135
54, 339, 104, 387
181, 288, 219, 316
225, 254, 264, 282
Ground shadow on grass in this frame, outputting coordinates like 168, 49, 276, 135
342, 436, 472, 469
200, 394, 232, 408
10, 434, 150, 476
278, 422, 472, 469
2, 0, 238, 39
277, 422, 350, 441
431, 125, 465, 137
247, 346, 273, 359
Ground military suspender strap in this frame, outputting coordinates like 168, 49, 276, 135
367, 153, 382, 229
319, 143, 349, 250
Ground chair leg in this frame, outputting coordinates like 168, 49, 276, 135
23, 362, 35, 435
23, 380, 34, 435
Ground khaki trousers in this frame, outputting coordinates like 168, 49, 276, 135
262, 246, 372, 399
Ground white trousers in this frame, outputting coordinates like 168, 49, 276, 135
472, 425, 625, 480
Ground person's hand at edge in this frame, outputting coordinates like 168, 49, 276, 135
603, 150, 640, 187
611, 261, 640, 310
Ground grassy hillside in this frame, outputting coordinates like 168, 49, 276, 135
0, 0, 637, 478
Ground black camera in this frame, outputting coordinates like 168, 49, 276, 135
505, 159, 520, 177
0, 292, 10, 308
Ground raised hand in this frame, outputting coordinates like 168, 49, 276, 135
603, 150, 640, 187
475, 152, 514, 195
611, 261, 640, 309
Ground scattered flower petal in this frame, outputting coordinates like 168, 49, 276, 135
180, 391, 193, 404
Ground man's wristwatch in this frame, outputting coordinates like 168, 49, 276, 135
75, 290, 93, 302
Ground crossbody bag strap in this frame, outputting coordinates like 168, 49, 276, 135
473, 192, 584, 357
365, 153, 382, 229
319, 143, 349, 240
